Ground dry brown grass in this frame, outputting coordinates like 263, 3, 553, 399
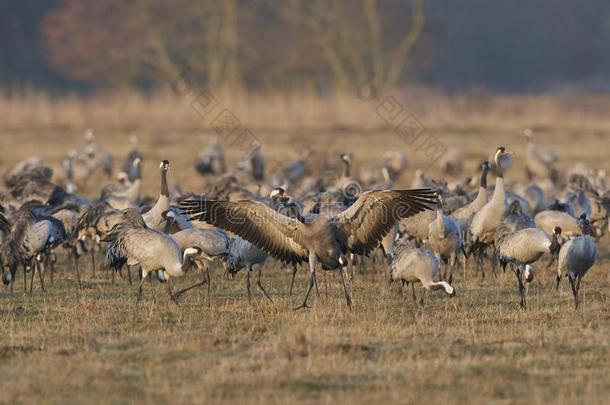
2, 89, 610, 133
0, 92, 610, 404
1, 255, 609, 404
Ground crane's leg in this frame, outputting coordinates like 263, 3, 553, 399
47, 252, 54, 285
348, 254, 355, 282
73, 253, 82, 291
475, 252, 484, 279
339, 267, 352, 309
289, 264, 297, 296
418, 289, 427, 307
90, 247, 96, 278
205, 262, 211, 307
399, 280, 407, 298
569, 275, 579, 309
23, 264, 27, 293
37, 258, 46, 293
256, 264, 273, 303
29, 262, 35, 296
294, 254, 317, 310
576, 275, 583, 309
490, 252, 498, 278
170, 262, 210, 302
127, 265, 133, 285
167, 281, 177, 303
411, 283, 416, 303
136, 274, 146, 305
514, 265, 526, 309
556, 274, 562, 291
146, 272, 157, 304
448, 253, 457, 283
462, 247, 468, 280
320, 271, 325, 298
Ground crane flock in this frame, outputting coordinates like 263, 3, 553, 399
0, 129, 607, 310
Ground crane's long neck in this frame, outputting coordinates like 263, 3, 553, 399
480, 168, 488, 189
491, 174, 505, 206
343, 160, 351, 177
133, 160, 142, 180
549, 232, 560, 256
160, 169, 169, 198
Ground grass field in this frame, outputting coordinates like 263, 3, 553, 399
0, 93, 609, 404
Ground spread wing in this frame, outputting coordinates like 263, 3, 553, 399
334, 189, 438, 255
180, 198, 308, 265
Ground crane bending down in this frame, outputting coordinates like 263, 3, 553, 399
104, 209, 207, 303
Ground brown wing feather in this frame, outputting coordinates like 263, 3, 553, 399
180, 198, 308, 265
334, 189, 438, 255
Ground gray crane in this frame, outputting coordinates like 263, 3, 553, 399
1, 202, 66, 294
181, 188, 438, 309
427, 194, 462, 280
494, 225, 560, 308
390, 237, 455, 306
469, 147, 512, 277
226, 237, 269, 303
104, 208, 203, 303
557, 233, 597, 309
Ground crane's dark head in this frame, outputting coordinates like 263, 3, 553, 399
578, 214, 595, 236
226, 256, 243, 275
1, 271, 11, 286
160, 160, 170, 172
340, 153, 352, 164
1, 255, 14, 286
508, 200, 522, 214
481, 160, 491, 172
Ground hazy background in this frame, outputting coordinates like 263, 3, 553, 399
3, 0, 610, 95
2, 4, 610, 404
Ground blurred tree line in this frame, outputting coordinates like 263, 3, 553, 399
2, 0, 610, 94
